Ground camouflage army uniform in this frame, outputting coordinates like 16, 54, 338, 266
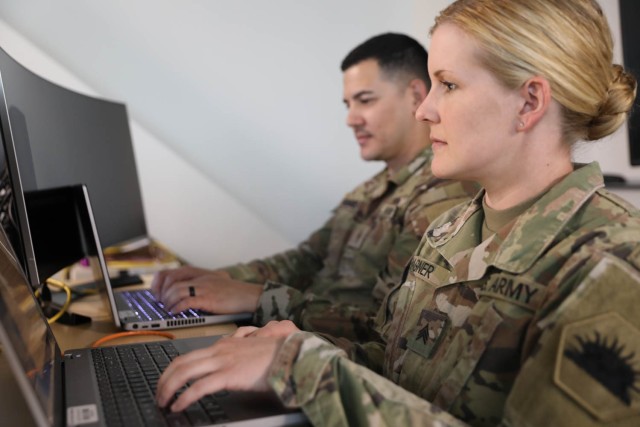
223, 147, 476, 340
266, 162, 640, 426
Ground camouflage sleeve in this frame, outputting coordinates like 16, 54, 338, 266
252, 279, 384, 344
501, 251, 640, 426
252, 281, 305, 326
268, 332, 468, 427
252, 281, 382, 350
221, 218, 333, 288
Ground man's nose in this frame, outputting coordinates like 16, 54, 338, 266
346, 108, 364, 127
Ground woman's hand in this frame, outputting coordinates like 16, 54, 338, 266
156, 335, 285, 412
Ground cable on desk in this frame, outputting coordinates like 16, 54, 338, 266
91, 331, 175, 348
70, 286, 98, 296
34, 278, 72, 325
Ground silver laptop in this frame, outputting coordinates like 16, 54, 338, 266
24, 184, 252, 331
0, 225, 306, 427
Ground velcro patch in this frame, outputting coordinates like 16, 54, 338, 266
406, 309, 450, 359
346, 224, 369, 249
379, 204, 398, 219
554, 312, 640, 422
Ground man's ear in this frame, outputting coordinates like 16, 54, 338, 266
517, 76, 552, 131
408, 78, 428, 111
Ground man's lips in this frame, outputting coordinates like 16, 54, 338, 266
355, 132, 373, 145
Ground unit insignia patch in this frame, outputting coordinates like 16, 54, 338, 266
554, 312, 640, 421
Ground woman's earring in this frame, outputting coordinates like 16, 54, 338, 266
518, 121, 524, 129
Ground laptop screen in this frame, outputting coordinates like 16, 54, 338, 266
24, 184, 115, 324
0, 228, 59, 426
25, 186, 97, 285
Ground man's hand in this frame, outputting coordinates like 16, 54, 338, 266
151, 266, 231, 297
155, 336, 285, 412
150, 266, 262, 314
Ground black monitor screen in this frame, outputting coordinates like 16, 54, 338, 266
24, 186, 88, 283
0, 46, 147, 255
620, 0, 640, 166
0, 71, 37, 283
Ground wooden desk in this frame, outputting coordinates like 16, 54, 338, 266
1, 279, 239, 425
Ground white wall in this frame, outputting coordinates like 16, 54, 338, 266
0, 19, 295, 267
0, 0, 636, 267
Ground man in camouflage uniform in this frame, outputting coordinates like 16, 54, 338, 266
152, 33, 476, 341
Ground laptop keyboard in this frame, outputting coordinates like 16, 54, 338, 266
121, 290, 205, 321
92, 341, 230, 427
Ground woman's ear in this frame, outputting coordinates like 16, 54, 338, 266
517, 76, 552, 131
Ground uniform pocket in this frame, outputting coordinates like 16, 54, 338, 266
434, 301, 504, 409
396, 309, 451, 393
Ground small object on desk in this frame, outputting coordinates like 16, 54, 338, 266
104, 239, 182, 275
603, 174, 626, 185
39, 283, 92, 325
109, 272, 144, 288
41, 303, 92, 325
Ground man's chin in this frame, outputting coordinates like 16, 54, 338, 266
359, 150, 381, 162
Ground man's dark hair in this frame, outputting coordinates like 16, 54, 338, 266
341, 33, 430, 88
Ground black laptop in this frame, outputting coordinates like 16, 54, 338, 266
0, 226, 306, 426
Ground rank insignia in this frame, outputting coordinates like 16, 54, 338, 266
406, 309, 449, 358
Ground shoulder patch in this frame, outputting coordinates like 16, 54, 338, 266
554, 312, 640, 421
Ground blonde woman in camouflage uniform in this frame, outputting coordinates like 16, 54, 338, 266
152, 33, 476, 342
157, 1, 640, 425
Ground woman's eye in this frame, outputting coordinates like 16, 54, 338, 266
441, 81, 456, 92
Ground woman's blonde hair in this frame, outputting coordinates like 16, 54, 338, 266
433, 0, 637, 143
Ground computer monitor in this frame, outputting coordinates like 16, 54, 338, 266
0, 46, 148, 256
619, 0, 640, 166
0, 70, 38, 284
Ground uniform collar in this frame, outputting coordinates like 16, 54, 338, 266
426, 162, 605, 278
364, 147, 433, 199
388, 147, 433, 186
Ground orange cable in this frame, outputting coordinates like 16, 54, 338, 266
91, 331, 175, 348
